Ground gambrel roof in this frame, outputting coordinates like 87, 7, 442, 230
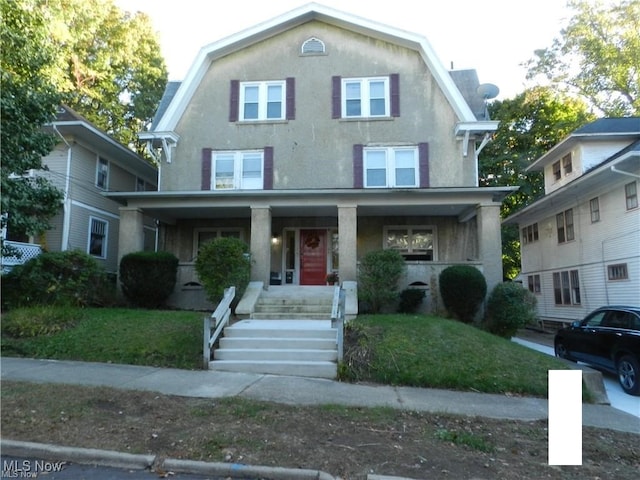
148, 2, 493, 136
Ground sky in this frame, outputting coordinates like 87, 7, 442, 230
113, 0, 577, 100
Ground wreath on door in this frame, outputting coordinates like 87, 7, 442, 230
304, 233, 321, 249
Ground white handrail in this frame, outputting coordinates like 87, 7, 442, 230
203, 286, 235, 369
330, 285, 346, 362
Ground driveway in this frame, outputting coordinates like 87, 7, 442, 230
512, 337, 640, 418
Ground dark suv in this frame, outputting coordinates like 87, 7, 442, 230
554, 306, 640, 396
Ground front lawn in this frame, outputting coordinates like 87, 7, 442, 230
2, 307, 573, 397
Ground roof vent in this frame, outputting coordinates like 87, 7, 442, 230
301, 37, 325, 55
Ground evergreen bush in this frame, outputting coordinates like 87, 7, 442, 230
397, 288, 426, 313
484, 282, 538, 338
119, 251, 179, 308
358, 249, 405, 313
195, 237, 251, 305
1, 250, 109, 309
438, 265, 487, 323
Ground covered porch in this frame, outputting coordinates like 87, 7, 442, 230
108, 187, 514, 311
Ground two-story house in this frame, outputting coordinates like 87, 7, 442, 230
504, 117, 640, 324
108, 3, 515, 311
36, 105, 158, 274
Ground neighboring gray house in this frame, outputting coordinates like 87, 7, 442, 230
109, 3, 515, 310
504, 117, 640, 324
35, 106, 158, 274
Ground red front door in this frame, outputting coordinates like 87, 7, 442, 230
300, 229, 327, 285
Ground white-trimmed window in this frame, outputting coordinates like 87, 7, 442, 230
343, 77, 389, 118
556, 208, 574, 243
562, 153, 572, 175
608, 263, 628, 281
553, 269, 581, 305
240, 81, 285, 121
364, 147, 418, 188
88, 217, 108, 258
384, 226, 435, 261
625, 181, 638, 210
590, 197, 600, 223
522, 223, 539, 244
527, 274, 541, 294
96, 157, 109, 189
212, 150, 263, 190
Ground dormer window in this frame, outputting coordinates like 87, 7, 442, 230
552, 161, 561, 181
301, 37, 325, 54
562, 153, 572, 175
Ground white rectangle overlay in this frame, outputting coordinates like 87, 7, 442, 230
548, 369, 582, 465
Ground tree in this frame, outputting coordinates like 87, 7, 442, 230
526, 0, 640, 116
479, 86, 595, 278
41, 0, 168, 153
1, 0, 65, 243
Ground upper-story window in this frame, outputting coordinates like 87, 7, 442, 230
364, 146, 418, 188
212, 150, 264, 190
332, 74, 400, 119
552, 161, 561, 181
625, 181, 638, 210
522, 223, 539, 244
96, 157, 109, 189
240, 81, 285, 121
562, 153, 573, 175
590, 197, 600, 223
556, 208, 574, 243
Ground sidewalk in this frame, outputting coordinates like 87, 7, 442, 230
2, 356, 638, 433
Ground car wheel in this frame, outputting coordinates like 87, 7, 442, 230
554, 341, 575, 362
617, 355, 640, 396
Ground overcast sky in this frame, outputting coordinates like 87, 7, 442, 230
114, 0, 577, 100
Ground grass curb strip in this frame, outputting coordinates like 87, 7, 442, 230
0, 439, 337, 480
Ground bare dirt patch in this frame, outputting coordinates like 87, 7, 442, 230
2, 381, 638, 479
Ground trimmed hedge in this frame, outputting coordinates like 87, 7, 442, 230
119, 251, 179, 308
484, 282, 538, 338
439, 265, 487, 323
358, 249, 406, 313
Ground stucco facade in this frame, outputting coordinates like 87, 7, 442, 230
110, 4, 514, 310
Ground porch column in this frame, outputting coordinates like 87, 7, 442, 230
477, 203, 503, 292
338, 204, 358, 282
118, 207, 144, 263
250, 206, 271, 287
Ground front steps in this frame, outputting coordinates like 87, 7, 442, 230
210, 319, 338, 378
250, 286, 334, 320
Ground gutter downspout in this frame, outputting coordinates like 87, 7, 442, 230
53, 125, 72, 251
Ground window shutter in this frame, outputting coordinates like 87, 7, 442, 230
201, 148, 212, 190
418, 142, 429, 187
390, 73, 400, 117
353, 144, 364, 188
263, 146, 274, 190
229, 80, 239, 122
332, 76, 342, 119
286, 77, 295, 120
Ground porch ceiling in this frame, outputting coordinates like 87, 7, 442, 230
107, 187, 517, 223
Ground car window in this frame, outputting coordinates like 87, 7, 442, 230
630, 314, 640, 330
584, 311, 606, 326
603, 311, 628, 328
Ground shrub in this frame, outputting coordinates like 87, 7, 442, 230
1, 306, 84, 338
439, 265, 487, 323
119, 251, 179, 308
397, 288, 426, 313
484, 282, 538, 338
195, 237, 251, 305
358, 249, 405, 313
1, 250, 109, 309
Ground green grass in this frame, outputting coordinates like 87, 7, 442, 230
1, 308, 203, 369
1, 307, 581, 398
341, 314, 574, 397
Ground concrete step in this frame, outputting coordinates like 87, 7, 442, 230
219, 337, 336, 350
254, 304, 331, 314
209, 360, 337, 378
224, 320, 336, 339
256, 297, 333, 306
214, 348, 337, 362
250, 312, 331, 320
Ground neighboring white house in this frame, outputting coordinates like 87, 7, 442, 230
504, 117, 640, 324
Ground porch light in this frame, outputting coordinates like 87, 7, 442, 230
271, 234, 281, 245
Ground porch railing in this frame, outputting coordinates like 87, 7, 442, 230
330, 285, 346, 362
203, 286, 235, 369
1, 241, 42, 274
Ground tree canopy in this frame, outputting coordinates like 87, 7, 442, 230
1, 0, 64, 241
526, 0, 640, 116
42, 0, 168, 152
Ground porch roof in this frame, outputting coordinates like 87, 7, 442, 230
107, 187, 517, 224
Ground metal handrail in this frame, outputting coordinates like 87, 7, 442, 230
330, 285, 346, 362
203, 286, 235, 369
